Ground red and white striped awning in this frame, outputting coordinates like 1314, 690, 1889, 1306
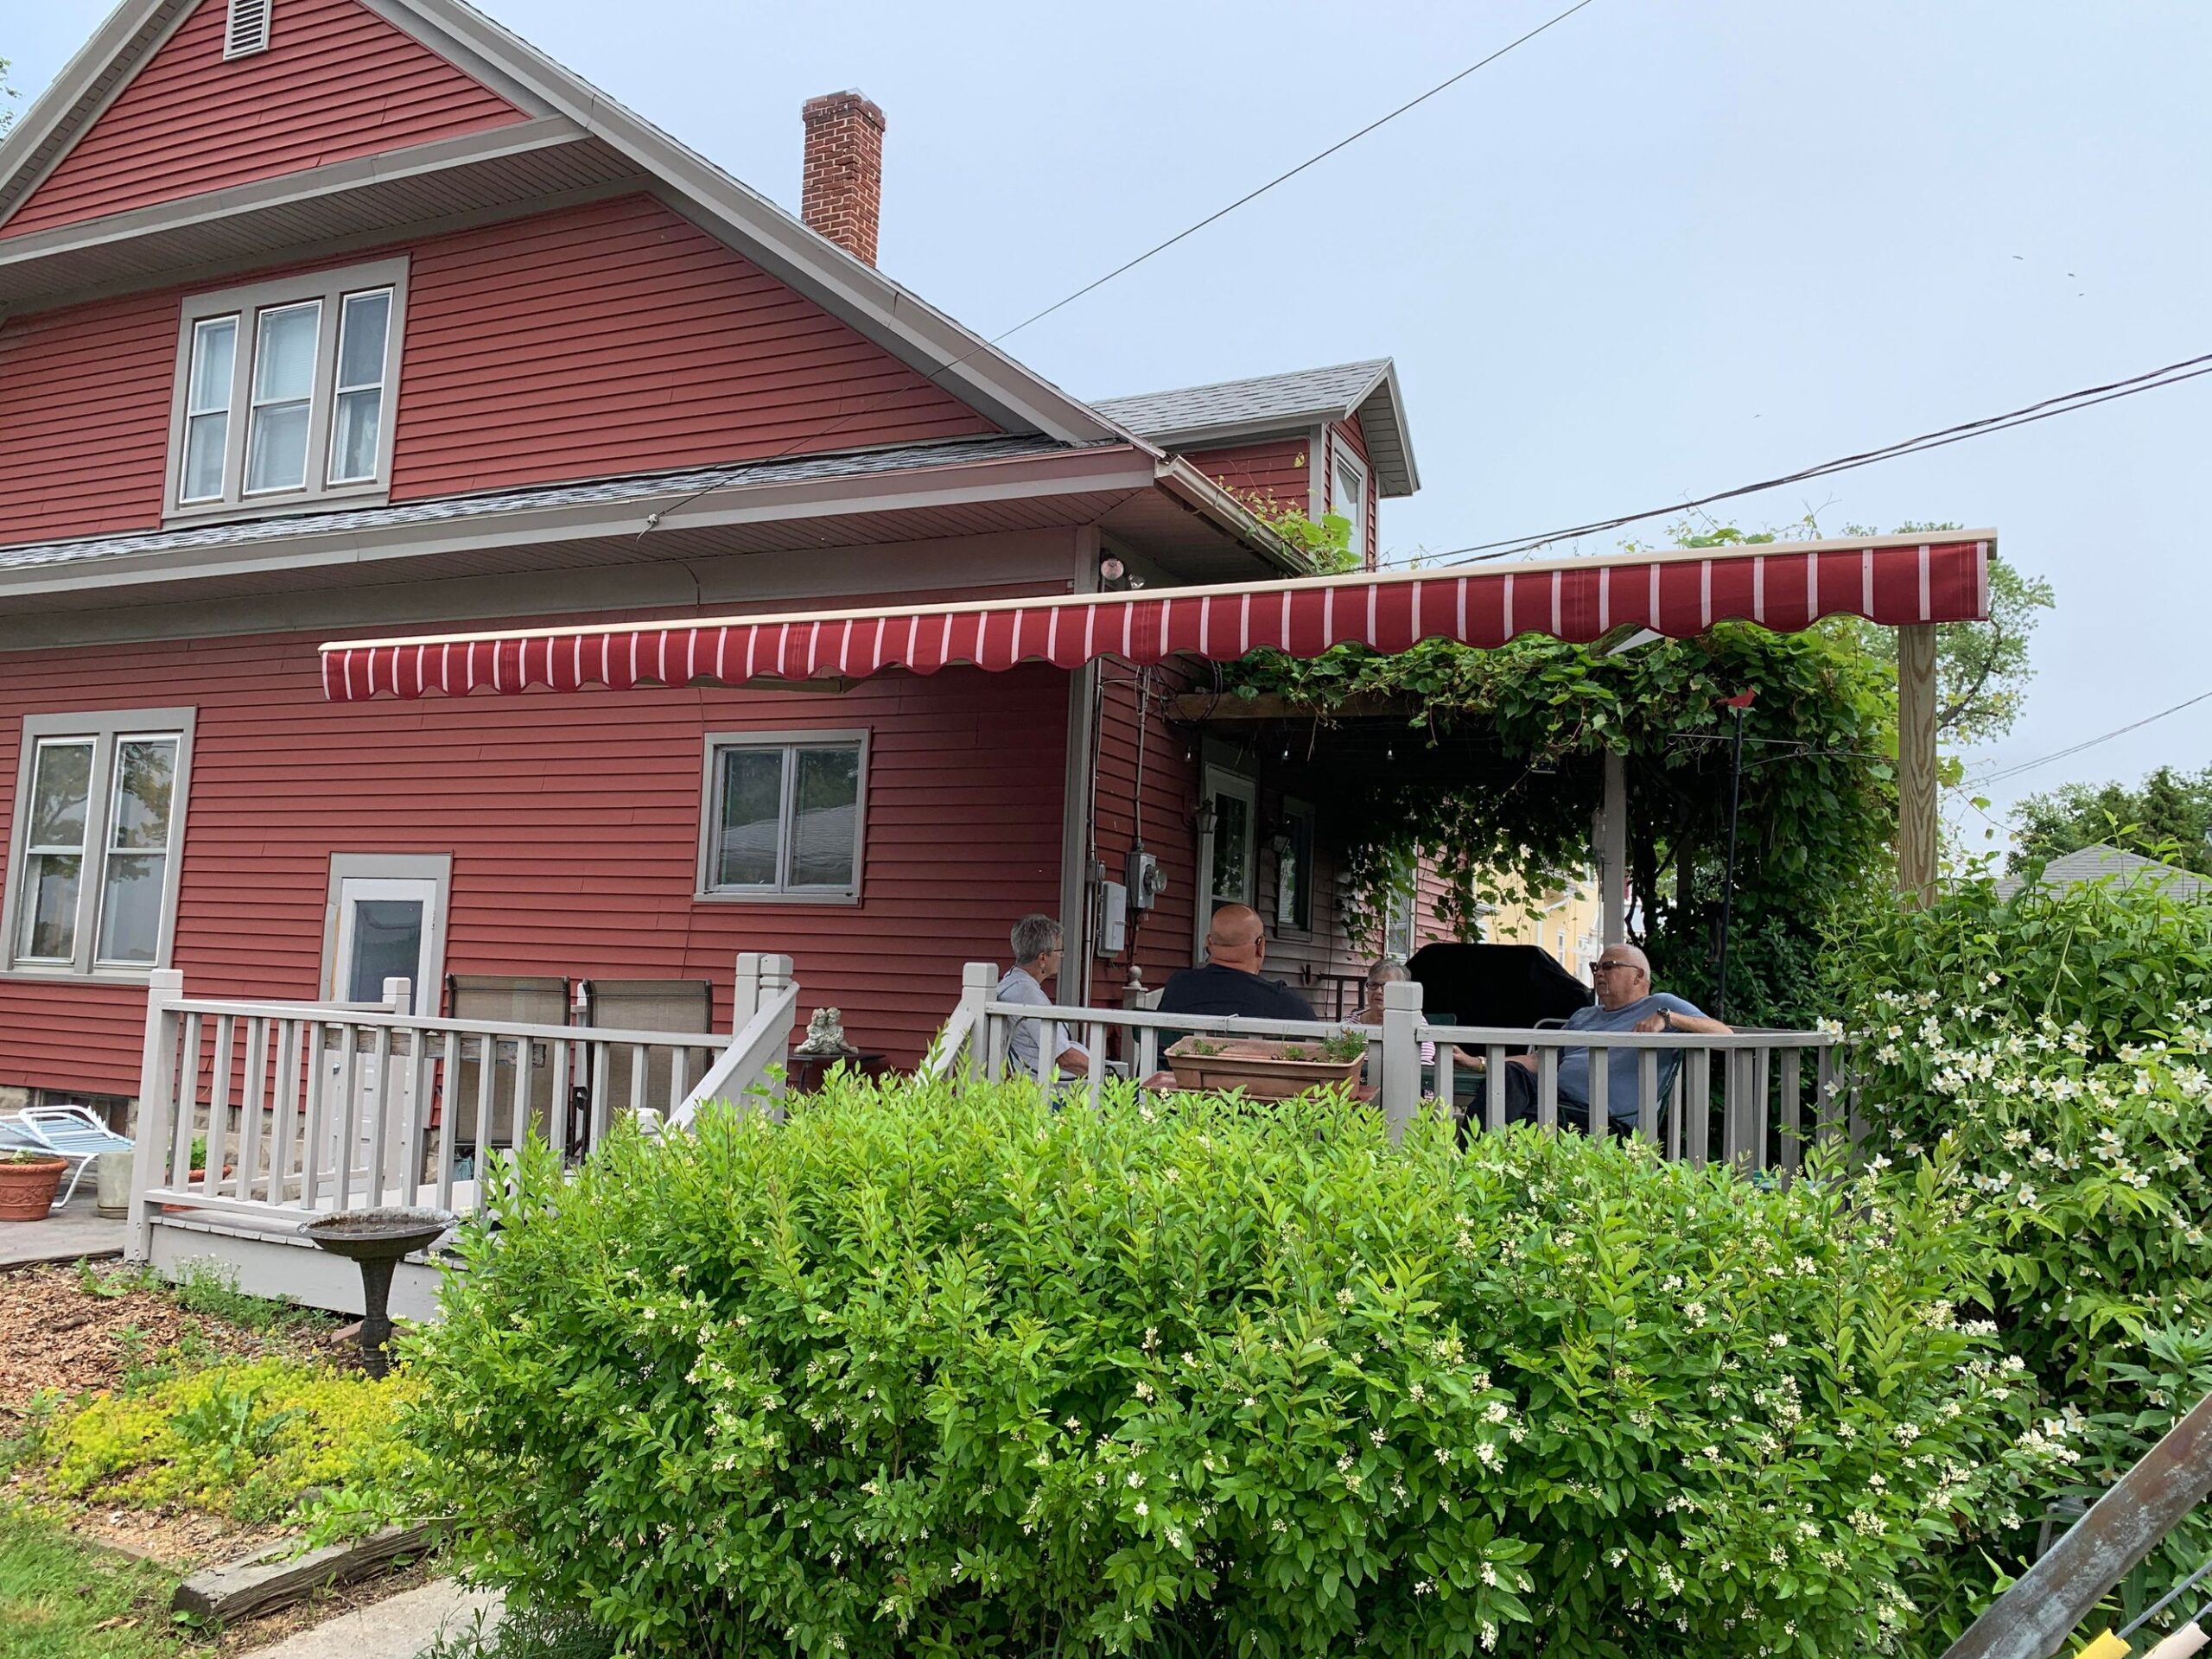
321, 532, 1991, 701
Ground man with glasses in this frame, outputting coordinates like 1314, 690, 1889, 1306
1492, 944, 1729, 1135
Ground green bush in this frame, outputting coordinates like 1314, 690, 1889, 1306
403, 1077, 2066, 1658
1836, 868, 2212, 1639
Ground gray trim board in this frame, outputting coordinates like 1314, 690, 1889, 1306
0, 119, 588, 279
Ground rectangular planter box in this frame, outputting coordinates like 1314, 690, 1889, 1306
1162, 1038, 1363, 1101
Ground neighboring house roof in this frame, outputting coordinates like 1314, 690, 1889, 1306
1093, 359, 1419, 498
1993, 842, 2212, 900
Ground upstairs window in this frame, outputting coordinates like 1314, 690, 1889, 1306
697, 733, 869, 903
1331, 445, 1370, 569
3, 710, 195, 978
167, 259, 407, 520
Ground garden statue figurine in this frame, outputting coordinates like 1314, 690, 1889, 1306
795, 1007, 857, 1057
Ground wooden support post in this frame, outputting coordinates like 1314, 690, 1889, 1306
1599, 748, 1628, 945
1897, 623, 1939, 906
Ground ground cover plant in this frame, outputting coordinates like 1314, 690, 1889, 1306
35, 1356, 416, 1525
400, 1076, 2075, 1658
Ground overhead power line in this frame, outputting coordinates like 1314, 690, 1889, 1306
647, 1, 1599, 536
1384, 349, 2212, 569
1963, 688, 2212, 791
992, 0, 1600, 344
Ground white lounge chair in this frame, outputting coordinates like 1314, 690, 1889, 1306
0, 1104, 132, 1212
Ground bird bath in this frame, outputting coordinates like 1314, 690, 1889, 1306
299, 1207, 454, 1376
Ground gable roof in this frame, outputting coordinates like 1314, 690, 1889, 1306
1093, 359, 1419, 497
0, 0, 1132, 449
1993, 842, 2212, 901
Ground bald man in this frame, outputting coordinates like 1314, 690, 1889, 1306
1157, 905, 1316, 1021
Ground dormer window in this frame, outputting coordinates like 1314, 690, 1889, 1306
166, 258, 406, 521
1330, 445, 1370, 568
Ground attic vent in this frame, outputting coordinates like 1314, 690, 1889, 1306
224, 0, 271, 60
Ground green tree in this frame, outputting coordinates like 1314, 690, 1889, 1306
0, 58, 16, 137
2010, 765, 2212, 877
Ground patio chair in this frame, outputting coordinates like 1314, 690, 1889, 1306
0, 1103, 133, 1211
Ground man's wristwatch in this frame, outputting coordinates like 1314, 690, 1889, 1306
1660, 1009, 1675, 1032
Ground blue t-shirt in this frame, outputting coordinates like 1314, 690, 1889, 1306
1554, 993, 1707, 1122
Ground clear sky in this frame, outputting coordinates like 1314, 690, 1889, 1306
9, 1, 2210, 850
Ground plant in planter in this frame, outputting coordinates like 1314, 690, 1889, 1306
1163, 1031, 1365, 1099
0, 1148, 67, 1221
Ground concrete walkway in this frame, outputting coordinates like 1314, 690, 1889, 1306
0, 1190, 125, 1268
238, 1577, 503, 1659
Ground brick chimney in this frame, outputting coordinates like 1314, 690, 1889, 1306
800, 91, 887, 266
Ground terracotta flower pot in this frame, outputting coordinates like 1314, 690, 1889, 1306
0, 1155, 67, 1221
1162, 1037, 1363, 1101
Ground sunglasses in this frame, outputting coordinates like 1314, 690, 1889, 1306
1591, 961, 1641, 974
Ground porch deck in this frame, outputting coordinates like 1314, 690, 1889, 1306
125, 955, 799, 1313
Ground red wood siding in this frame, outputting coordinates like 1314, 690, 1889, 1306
1185, 438, 1311, 515
0, 630, 1069, 1096
0, 289, 177, 543
390, 196, 995, 499
0, 194, 1001, 546
2, 0, 525, 240
1087, 671, 1199, 1001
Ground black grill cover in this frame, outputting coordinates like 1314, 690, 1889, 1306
1406, 943, 1593, 1031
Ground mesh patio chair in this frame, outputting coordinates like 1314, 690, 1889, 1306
0, 1103, 133, 1211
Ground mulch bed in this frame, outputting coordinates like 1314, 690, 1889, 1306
0, 1263, 342, 1415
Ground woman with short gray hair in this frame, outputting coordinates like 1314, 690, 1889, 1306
997, 914, 1088, 1082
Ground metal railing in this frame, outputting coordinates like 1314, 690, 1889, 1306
126, 954, 800, 1262
931, 963, 1846, 1168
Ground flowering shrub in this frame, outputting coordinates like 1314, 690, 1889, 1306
1838, 868, 2212, 1642
402, 1077, 2061, 1658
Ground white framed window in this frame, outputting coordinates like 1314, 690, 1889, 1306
166, 257, 407, 521
1382, 887, 1415, 962
696, 732, 868, 903
1273, 798, 1315, 934
1194, 766, 1257, 961
1331, 442, 1370, 568
3, 710, 195, 978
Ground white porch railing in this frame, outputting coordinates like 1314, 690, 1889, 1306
126, 953, 800, 1262
672, 954, 798, 1128
932, 963, 1847, 1173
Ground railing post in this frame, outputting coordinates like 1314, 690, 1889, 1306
734, 952, 765, 1031
128, 969, 186, 1263
758, 955, 794, 1109
958, 962, 995, 1080
1380, 979, 1424, 1144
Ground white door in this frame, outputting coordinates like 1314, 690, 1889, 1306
327, 876, 444, 1199
1193, 769, 1257, 963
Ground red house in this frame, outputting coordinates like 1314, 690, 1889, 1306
0, 0, 1433, 1120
